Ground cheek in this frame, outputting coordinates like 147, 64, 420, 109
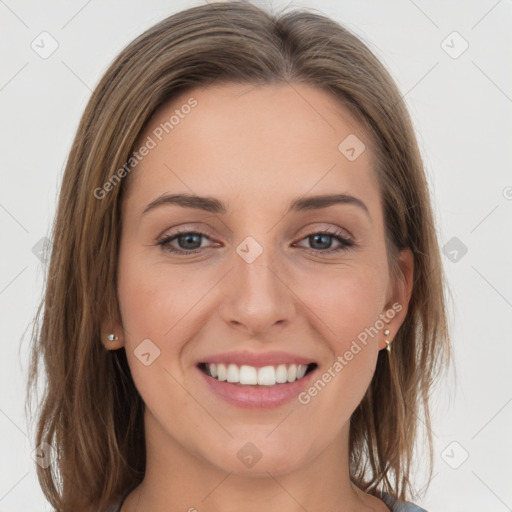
115, 243, 223, 402
116, 250, 198, 416
117, 245, 202, 342
295, 261, 387, 346
293, 261, 386, 414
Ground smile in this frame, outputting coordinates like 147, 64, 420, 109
196, 361, 319, 409
198, 362, 317, 386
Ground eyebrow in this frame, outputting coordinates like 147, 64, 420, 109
142, 193, 370, 219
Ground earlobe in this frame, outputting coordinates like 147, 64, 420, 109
106, 332, 123, 350
100, 306, 125, 351
100, 327, 124, 351
379, 248, 414, 351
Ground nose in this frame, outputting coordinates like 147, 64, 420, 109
219, 244, 296, 338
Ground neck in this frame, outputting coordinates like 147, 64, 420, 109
120, 409, 385, 512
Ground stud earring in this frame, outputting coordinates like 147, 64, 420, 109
383, 329, 391, 353
107, 333, 118, 342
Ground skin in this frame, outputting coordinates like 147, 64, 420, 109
101, 82, 414, 512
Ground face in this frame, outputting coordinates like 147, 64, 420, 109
106, 83, 413, 477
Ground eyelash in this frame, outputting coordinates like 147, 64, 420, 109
157, 228, 355, 256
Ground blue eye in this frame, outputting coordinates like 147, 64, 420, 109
158, 230, 208, 255
300, 231, 354, 253
157, 229, 354, 255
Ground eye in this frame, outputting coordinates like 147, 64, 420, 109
294, 228, 355, 254
157, 227, 355, 256
157, 229, 214, 255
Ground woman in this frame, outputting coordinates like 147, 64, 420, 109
27, 2, 452, 511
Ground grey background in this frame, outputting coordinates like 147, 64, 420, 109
1, 1, 511, 511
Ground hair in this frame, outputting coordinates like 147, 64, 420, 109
26, 1, 452, 511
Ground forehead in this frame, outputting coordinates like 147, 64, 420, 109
123, 82, 380, 216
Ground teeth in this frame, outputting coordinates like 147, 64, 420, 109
240, 365, 258, 385
257, 365, 275, 385
296, 364, 308, 379
204, 363, 310, 385
276, 364, 288, 383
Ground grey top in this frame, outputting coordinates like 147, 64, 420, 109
380, 491, 428, 511
105, 491, 428, 512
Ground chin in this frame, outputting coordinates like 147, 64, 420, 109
204, 437, 309, 478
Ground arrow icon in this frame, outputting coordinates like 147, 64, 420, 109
236, 236, 263, 263
440, 31, 469, 59
134, 339, 161, 366
237, 441, 262, 467
338, 134, 365, 161
32, 442, 55, 468
442, 236, 467, 262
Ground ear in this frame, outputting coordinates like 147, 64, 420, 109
378, 248, 414, 351
99, 299, 125, 351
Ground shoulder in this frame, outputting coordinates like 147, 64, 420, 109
379, 491, 429, 512
105, 492, 428, 512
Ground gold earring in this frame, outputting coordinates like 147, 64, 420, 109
383, 329, 391, 353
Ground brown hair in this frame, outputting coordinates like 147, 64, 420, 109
27, 2, 452, 510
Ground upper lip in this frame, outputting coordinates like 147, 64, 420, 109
197, 350, 316, 368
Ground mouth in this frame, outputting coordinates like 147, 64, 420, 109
195, 350, 320, 408
197, 362, 318, 387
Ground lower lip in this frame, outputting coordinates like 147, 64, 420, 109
197, 366, 318, 409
